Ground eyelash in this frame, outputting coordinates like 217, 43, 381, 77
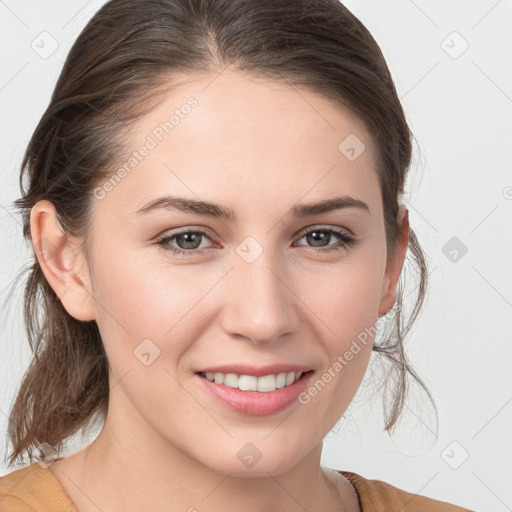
156, 226, 357, 256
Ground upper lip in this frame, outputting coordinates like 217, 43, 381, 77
196, 364, 313, 377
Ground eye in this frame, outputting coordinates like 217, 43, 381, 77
156, 228, 213, 256
293, 226, 357, 253
155, 226, 358, 256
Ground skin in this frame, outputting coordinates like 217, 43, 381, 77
31, 70, 409, 512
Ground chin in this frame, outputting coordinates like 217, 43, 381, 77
195, 437, 312, 479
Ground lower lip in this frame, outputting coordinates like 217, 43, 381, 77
195, 371, 314, 416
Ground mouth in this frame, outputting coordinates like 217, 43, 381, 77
197, 370, 313, 392
194, 369, 315, 416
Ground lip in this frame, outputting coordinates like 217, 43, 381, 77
196, 363, 313, 377
194, 369, 314, 416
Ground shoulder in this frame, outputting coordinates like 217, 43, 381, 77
337, 470, 475, 512
0, 462, 77, 512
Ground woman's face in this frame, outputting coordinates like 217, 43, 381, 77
49, 71, 406, 476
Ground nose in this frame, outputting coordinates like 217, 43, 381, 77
220, 247, 298, 345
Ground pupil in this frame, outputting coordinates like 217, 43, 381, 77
308, 231, 328, 247
179, 233, 200, 249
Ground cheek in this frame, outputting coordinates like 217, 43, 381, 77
90, 243, 187, 331
89, 247, 223, 372
297, 248, 386, 341
295, 250, 384, 398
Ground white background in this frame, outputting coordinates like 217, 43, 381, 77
0, 1, 511, 511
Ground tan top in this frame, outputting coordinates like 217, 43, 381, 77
0, 462, 474, 511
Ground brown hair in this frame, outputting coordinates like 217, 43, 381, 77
4, 0, 437, 468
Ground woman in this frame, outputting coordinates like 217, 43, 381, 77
0, 0, 474, 510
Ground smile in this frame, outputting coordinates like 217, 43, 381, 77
195, 370, 315, 416
200, 371, 304, 392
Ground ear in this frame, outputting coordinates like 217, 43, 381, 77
30, 200, 96, 322
378, 205, 409, 317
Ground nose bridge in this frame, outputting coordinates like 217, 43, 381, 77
223, 237, 294, 344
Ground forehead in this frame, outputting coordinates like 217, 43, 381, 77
95, 70, 381, 219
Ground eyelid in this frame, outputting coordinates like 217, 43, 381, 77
154, 225, 215, 241
295, 223, 355, 238
156, 224, 358, 258
156, 224, 355, 243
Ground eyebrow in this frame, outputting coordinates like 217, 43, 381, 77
134, 194, 370, 220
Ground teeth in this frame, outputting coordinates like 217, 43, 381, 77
257, 374, 276, 392
275, 372, 286, 388
285, 372, 295, 385
239, 375, 258, 391
203, 371, 304, 392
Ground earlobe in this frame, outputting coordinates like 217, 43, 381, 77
30, 200, 96, 322
378, 206, 409, 317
